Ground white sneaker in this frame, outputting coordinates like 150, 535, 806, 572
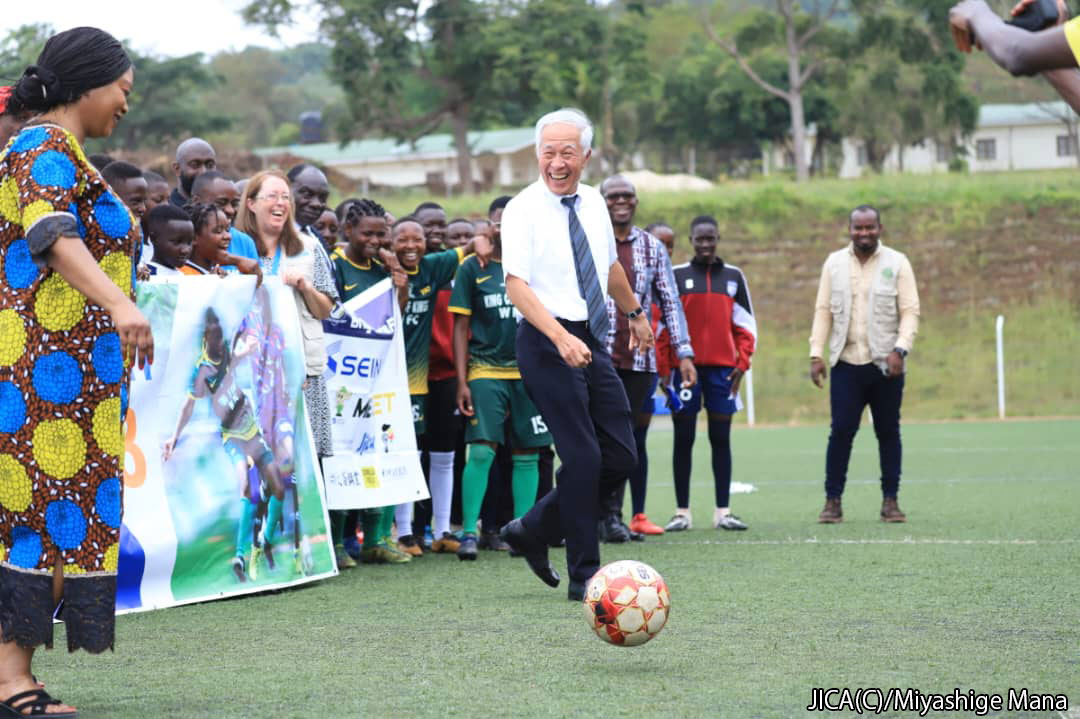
664, 513, 692, 531
714, 514, 748, 531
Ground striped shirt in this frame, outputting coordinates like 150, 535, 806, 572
604, 226, 693, 373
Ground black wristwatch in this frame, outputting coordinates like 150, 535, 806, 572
626, 307, 645, 320
893, 347, 908, 358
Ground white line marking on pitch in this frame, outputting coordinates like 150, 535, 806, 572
661, 537, 1080, 546
674, 475, 1075, 489
739, 446, 1080, 455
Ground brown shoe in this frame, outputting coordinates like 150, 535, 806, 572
880, 497, 906, 523
431, 532, 461, 553
818, 497, 843, 524
396, 534, 423, 556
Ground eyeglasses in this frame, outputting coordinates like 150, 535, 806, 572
255, 192, 291, 203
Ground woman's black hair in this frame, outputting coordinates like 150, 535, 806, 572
8, 27, 131, 115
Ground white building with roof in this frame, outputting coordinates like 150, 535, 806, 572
769, 102, 1080, 178
255, 127, 537, 191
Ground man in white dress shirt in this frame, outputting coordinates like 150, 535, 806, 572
498, 109, 654, 601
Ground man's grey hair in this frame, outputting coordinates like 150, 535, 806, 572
534, 108, 593, 155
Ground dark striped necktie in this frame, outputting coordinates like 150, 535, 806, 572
561, 195, 609, 345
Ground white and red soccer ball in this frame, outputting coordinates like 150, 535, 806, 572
583, 560, 670, 646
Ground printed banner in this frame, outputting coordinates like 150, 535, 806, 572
321, 279, 427, 509
118, 277, 336, 612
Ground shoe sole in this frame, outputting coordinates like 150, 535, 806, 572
457, 552, 477, 561
881, 516, 906, 523
818, 517, 843, 524
717, 525, 748, 531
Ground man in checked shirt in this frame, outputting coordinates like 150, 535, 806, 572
598, 175, 696, 541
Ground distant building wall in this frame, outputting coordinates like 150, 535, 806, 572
768, 104, 1080, 179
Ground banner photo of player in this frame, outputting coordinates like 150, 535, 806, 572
118, 277, 337, 613
321, 278, 428, 510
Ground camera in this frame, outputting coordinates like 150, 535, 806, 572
1006, 0, 1065, 32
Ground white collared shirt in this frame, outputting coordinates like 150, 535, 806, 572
501, 179, 617, 321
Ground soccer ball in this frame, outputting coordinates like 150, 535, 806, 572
583, 560, 670, 646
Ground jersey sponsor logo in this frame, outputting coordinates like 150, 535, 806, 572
476, 275, 492, 284
685, 278, 694, 290
727, 280, 737, 297
419, 285, 432, 296
345, 283, 358, 291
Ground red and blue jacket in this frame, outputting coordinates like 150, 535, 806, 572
659, 257, 756, 372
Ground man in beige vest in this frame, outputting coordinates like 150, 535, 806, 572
809, 205, 920, 523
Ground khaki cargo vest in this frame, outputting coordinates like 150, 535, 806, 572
825, 243, 904, 370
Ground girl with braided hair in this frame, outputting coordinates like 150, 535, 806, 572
179, 202, 231, 276
330, 198, 412, 565
0, 26, 153, 717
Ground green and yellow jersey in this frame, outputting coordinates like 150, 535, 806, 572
331, 249, 389, 302
448, 257, 520, 381
1066, 17, 1080, 62
404, 246, 466, 394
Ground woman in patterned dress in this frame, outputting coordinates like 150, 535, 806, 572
0, 27, 153, 718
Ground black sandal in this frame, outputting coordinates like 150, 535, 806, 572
0, 689, 77, 718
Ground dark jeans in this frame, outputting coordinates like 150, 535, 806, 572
599, 369, 658, 520
516, 320, 637, 583
825, 361, 905, 499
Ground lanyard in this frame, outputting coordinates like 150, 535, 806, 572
270, 244, 282, 276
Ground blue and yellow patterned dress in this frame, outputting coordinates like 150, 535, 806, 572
0, 124, 138, 653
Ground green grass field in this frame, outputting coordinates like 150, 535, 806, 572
40, 419, 1079, 718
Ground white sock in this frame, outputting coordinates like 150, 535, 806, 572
429, 450, 455, 537
395, 502, 413, 539
714, 507, 730, 524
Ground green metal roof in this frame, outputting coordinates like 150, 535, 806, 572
978, 102, 1075, 127
255, 127, 535, 165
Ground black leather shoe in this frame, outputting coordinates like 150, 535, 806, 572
568, 580, 586, 602
627, 524, 645, 542
601, 515, 630, 543
500, 519, 560, 588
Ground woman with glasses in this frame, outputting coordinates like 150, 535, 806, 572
234, 170, 339, 576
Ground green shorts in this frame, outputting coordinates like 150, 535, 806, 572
465, 378, 552, 448
410, 394, 427, 436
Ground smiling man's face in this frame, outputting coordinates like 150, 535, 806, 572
538, 122, 590, 196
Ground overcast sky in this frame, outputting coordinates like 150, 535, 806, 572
1, 0, 322, 58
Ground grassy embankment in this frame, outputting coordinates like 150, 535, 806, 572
380, 170, 1080, 422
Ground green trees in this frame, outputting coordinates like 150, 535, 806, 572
704, 0, 848, 182
245, 0, 505, 191
1, 6, 983, 184
110, 52, 233, 151
839, 1, 978, 172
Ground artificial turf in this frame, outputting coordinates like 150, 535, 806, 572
37, 418, 1079, 718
